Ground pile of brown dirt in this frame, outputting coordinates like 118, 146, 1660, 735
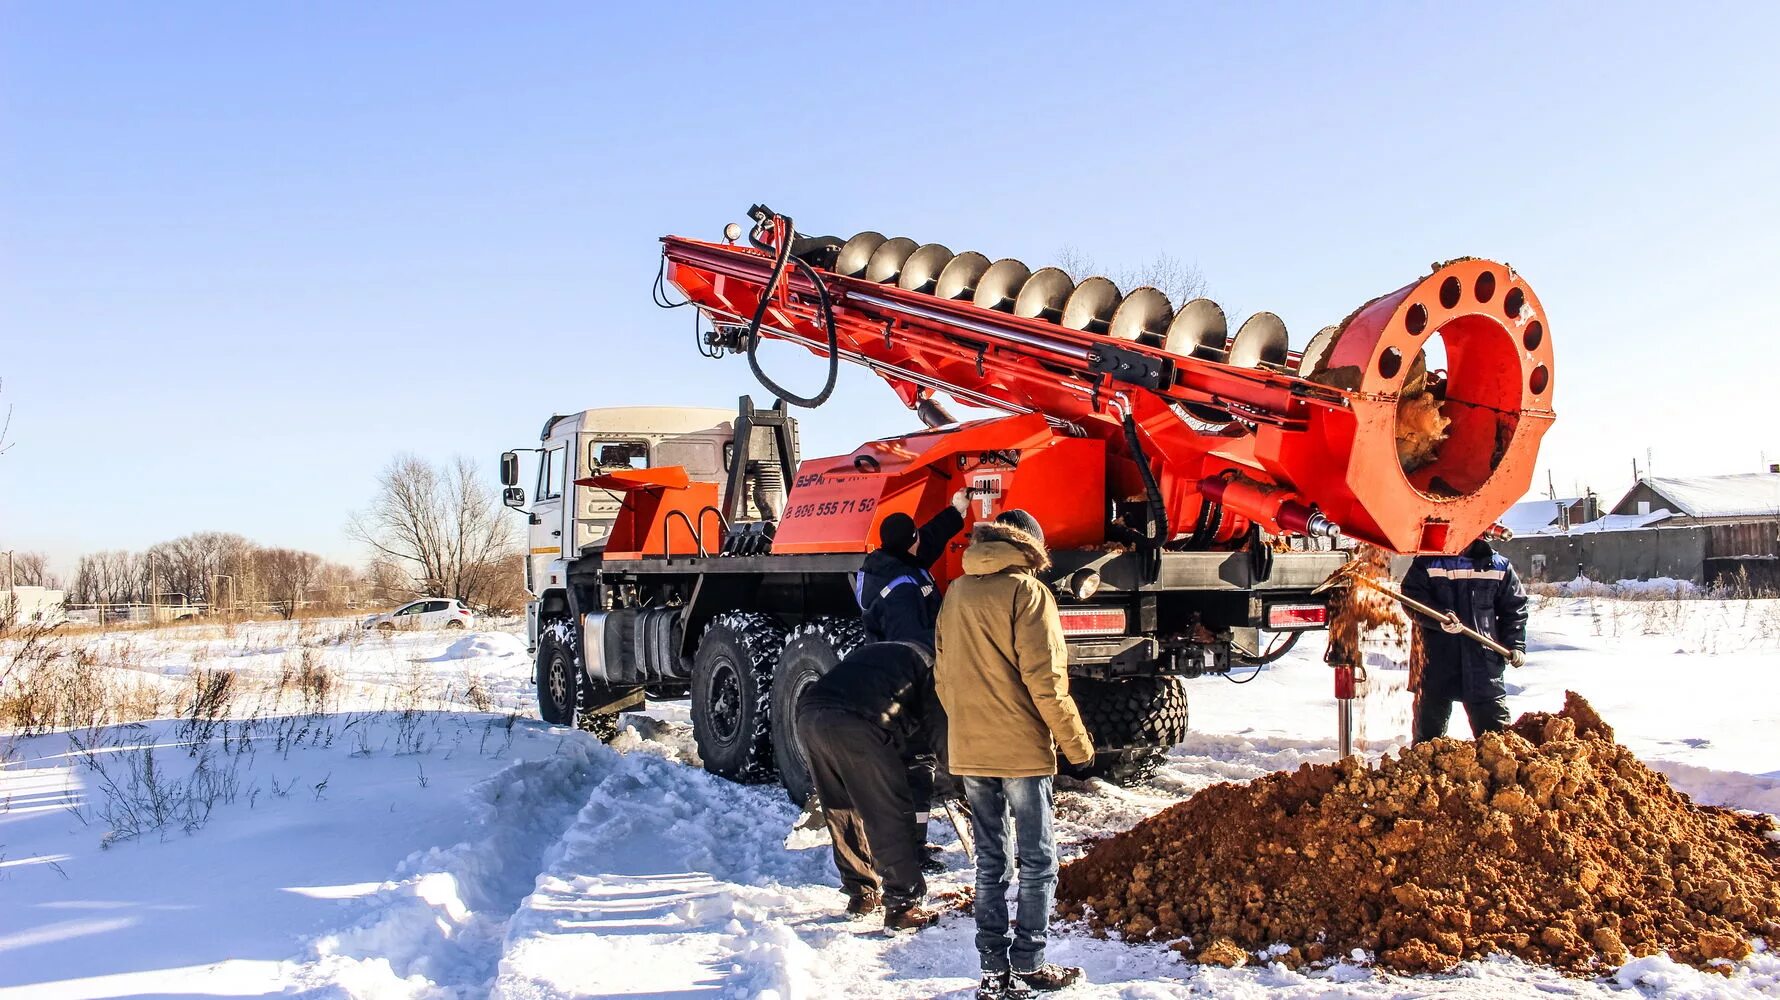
1056, 693, 1780, 974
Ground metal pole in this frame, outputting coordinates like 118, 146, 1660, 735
1334, 662, 1357, 758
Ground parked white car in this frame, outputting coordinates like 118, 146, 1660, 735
363, 598, 475, 631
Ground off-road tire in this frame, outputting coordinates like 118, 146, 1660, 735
536, 617, 630, 742
771, 617, 866, 804
1070, 675, 1189, 785
691, 612, 787, 783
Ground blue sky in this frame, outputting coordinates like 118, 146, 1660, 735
3, 3, 1777, 572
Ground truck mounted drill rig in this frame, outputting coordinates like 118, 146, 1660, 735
501, 205, 1555, 802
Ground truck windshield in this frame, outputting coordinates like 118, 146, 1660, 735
588, 441, 649, 472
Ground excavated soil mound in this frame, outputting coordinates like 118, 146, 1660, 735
1057, 693, 1780, 973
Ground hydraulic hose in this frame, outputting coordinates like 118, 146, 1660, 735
1122, 413, 1170, 544
741, 207, 841, 409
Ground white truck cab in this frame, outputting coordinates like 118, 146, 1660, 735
501, 403, 793, 654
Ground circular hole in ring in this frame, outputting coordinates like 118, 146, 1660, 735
1523, 320, 1544, 351
1529, 364, 1549, 394
1405, 304, 1428, 335
1379, 347, 1404, 379
1439, 276, 1462, 309
1474, 271, 1496, 302
1505, 287, 1525, 319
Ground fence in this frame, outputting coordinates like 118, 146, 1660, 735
1497, 519, 1779, 589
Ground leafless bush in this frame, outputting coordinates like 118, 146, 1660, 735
67, 731, 248, 845
277, 645, 337, 714
463, 670, 492, 712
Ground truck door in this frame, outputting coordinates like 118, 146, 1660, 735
529, 444, 566, 585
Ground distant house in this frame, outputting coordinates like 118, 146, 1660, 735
1610, 472, 1780, 526
1499, 494, 1607, 536
0, 585, 67, 624
1497, 472, 1780, 588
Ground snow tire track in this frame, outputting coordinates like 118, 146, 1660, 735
291, 731, 609, 998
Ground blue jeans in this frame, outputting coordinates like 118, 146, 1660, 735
962, 775, 1056, 974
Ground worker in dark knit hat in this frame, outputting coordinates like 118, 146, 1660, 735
851, 487, 969, 875
856, 488, 970, 647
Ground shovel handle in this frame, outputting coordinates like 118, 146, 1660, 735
1348, 573, 1518, 663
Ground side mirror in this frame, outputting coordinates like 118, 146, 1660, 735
500, 451, 519, 487
503, 486, 526, 509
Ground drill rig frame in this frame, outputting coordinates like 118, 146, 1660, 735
508, 204, 1554, 800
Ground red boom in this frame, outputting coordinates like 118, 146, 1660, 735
661, 217, 1554, 556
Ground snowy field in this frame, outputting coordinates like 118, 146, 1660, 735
2, 596, 1778, 999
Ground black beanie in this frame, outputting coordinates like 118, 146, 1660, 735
879, 513, 917, 552
995, 508, 1046, 549
1465, 537, 1494, 567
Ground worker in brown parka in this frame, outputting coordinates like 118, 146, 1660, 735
935, 509, 1093, 999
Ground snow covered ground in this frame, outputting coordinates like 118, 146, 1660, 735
2, 597, 1777, 999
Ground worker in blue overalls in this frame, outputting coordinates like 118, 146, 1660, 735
1401, 536, 1530, 743
855, 488, 969, 870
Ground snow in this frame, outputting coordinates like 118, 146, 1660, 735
1633, 473, 1780, 520
3, 602, 1779, 999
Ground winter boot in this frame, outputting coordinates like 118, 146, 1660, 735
845, 889, 881, 918
976, 971, 1033, 999
882, 902, 939, 932
1013, 964, 1083, 991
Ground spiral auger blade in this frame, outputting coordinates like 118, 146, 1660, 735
1061, 276, 1123, 334
835, 231, 887, 277
973, 258, 1032, 313
864, 237, 919, 284
934, 251, 991, 300
1108, 286, 1173, 345
1228, 312, 1290, 368
1013, 267, 1075, 323
1164, 297, 1228, 360
898, 243, 955, 294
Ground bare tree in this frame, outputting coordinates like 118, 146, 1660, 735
146, 531, 257, 607
3, 550, 55, 589
257, 548, 322, 619
351, 455, 517, 608
1053, 246, 1208, 305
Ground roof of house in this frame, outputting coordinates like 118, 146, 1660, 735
1562, 510, 1674, 533
1500, 498, 1567, 535
1624, 474, 1780, 519
1502, 498, 1669, 536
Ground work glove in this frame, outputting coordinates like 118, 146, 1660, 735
1509, 650, 1526, 668
1058, 751, 1097, 780
951, 488, 971, 515
1439, 613, 1464, 634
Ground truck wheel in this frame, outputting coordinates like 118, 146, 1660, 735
1070, 675, 1189, 785
691, 612, 787, 783
536, 618, 630, 741
771, 617, 866, 804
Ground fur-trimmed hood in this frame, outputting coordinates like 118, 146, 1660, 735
961, 520, 1050, 575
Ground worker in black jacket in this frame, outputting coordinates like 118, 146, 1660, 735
856, 489, 970, 646
1401, 537, 1530, 743
796, 640, 948, 932
855, 488, 969, 870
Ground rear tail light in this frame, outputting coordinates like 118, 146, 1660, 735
1058, 607, 1127, 636
1266, 603, 1328, 629
458, 608, 471, 616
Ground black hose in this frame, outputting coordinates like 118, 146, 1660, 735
1122, 414, 1170, 544
740, 210, 841, 409
1229, 629, 1303, 674
652, 254, 689, 309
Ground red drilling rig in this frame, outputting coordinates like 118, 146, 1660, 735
505, 204, 1554, 798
